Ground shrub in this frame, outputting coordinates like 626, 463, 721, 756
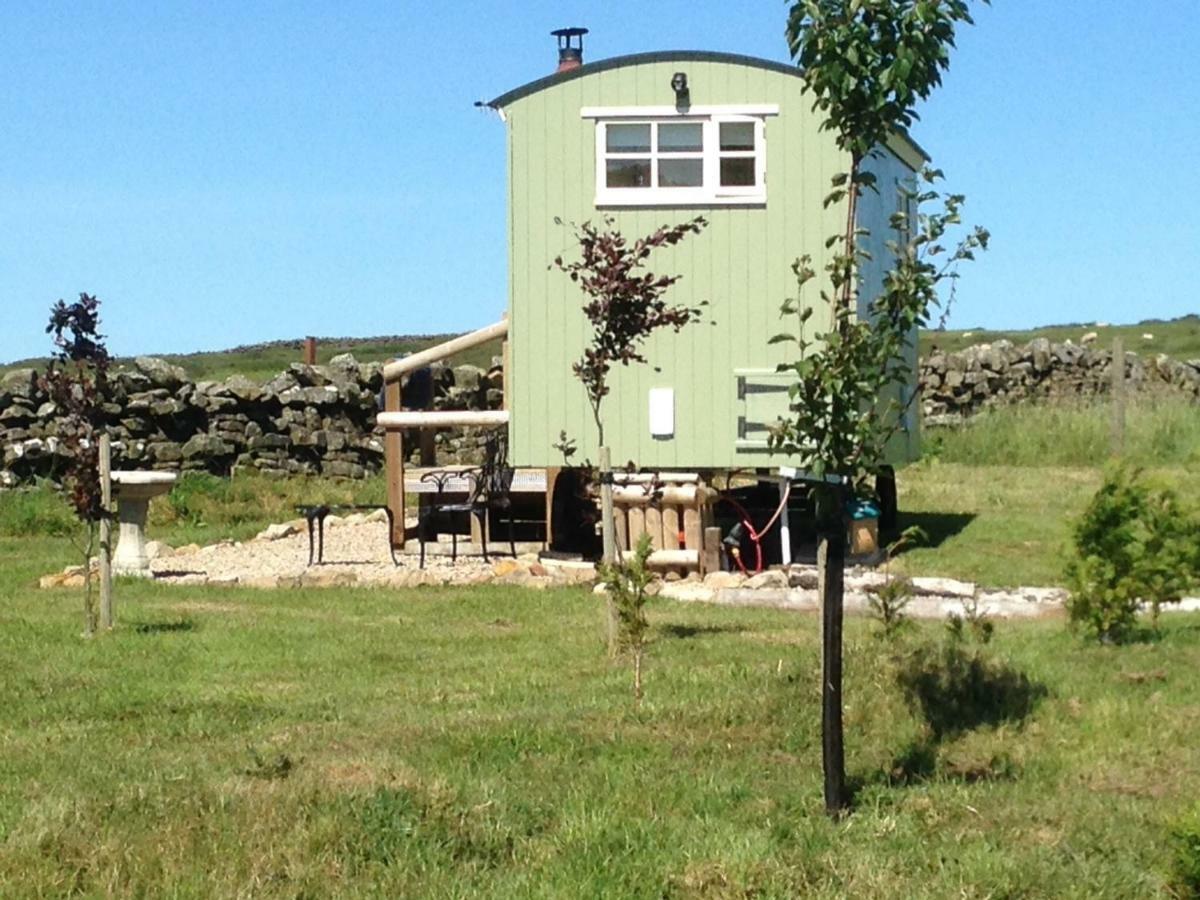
1065, 466, 1200, 642
598, 532, 655, 702
1171, 804, 1200, 897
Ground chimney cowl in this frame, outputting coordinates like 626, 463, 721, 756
552, 27, 588, 72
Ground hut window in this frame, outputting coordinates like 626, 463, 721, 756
588, 109, 770, 206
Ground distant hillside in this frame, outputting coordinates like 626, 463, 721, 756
920, 314, 1200, 360
5, 315, 1197, 383
1, 334, 504, 384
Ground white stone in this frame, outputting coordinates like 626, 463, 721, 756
910, 576, 976, 598
364, 508, 389, 524
256, 522, 298, 542
144, 540, 173, 560
703, 571, 745, 589
744, 569, 789, 590
658, 583, 716, 604
342, 513, 367, 527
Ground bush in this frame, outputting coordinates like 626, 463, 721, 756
1065, 466, 1200, 642
0, 484, 78, 537
1171, 804, 1200, 897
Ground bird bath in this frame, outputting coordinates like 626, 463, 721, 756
111, 471, 177, 576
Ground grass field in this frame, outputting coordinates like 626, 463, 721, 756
3, 531, 1200, 897
4, 402, 1200, 896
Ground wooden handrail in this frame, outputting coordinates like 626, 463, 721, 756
382, 319, 509, 383
377, 410, 510, 430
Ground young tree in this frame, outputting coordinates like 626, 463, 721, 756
554, 216, 706, 651
777, 0, 989, 814
41, 293, 112, 636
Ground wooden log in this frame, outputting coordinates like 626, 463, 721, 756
377, 410, 510, 429
98, 433, 113, 630
613, 503, 628, 553
620, 549, 699, 568
612, 484, 698, 506
611, 472, 700, 484
382, 320, 509, 383
384, 380, 406, 547
627, 506, 646, 550
701, 526, 722, 576
643, 505, 663, 551
683, 506, 702, 552
661, 506, 680, 551
303, 336, 317, 365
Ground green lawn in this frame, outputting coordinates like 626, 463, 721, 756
3, 531, 1199, 897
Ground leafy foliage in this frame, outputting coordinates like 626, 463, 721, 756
1171, 804, 1200, 898
40, 293, 111, 522
869, 524, 927, 639
598, 532, 656, 702
1065, 467, 1200, 642
786, 0, 986, 161
769, 172, 988, 487
553, 216, 707, 446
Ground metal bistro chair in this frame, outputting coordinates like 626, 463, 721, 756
417, 430, 517, 568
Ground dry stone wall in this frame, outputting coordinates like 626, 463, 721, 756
0, 353, 502, 486
3, 338, 1198, 485
920, 338, 1200, 424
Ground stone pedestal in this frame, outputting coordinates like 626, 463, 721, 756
111, 471, 177, 576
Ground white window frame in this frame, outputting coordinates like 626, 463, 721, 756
582, 104, 778, 207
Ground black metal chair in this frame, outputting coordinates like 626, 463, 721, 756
417, 430, 517, 568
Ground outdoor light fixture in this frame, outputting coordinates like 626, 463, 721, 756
671, 72, 690, 110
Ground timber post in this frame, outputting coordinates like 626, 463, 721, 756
1111, 336, 1126, 457
98, 433, 114, 631
817, 481, 849, 816
384, 379, 406, 548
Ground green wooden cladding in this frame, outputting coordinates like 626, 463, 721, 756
497, 55, 919, 469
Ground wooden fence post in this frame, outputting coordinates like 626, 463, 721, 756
1111, 336, 1125, 457
98, 433, 114, 631
303, 336, 317, 366
817, 483, 848, 816
384, 379, 406, 549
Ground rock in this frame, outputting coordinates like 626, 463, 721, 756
256, 522, 298, 541
145, 540, 173, 560
909, 576, 976, 599
1081, 331, 1098, 345
788, 566, 819, 589
174, 543, 202, 556
658, 582, 716, 604
329, 352, 359, 369
134, 356, 188, 389
341, 512, 367, 527
492, 558, 525, 578
528, 562, 549, 577
744, 569, 788, 590
207, 575, 240, 588
703, 571, 745, 589
363, 508, 389, 524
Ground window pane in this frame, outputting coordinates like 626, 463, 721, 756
658, 158, 703, 187
658, 122, 703, 153
720, 157, 756, 187
606, 123, 651, 153
607, 159, 651, 188
719, 122, 755, 151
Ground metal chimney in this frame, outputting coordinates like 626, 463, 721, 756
552, 27, 588, 72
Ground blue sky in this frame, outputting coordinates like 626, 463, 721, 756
2, 1, 1197, 362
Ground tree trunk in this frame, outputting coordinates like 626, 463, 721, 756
598, 445, 619, 653
817, 484, 848, 816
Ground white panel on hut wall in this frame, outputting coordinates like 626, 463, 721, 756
649, 388, 675, 437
